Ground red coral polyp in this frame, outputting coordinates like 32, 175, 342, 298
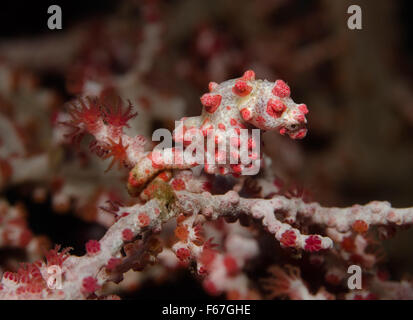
85, 239, 101, 255
171, 178, 186, 191
67, 97, 103, 134
122, 228, 134, 241
106, 258, 121, 271
102, 98, 137, 129
267, 99, 286, 118
176, 248, 191, 261
82, 276, 99, 294
46, 245, 71, 267
138, 212, 150, 227
102, 137, 129, 172
200, 94, 222, 113
232, 80, 252, 97
352, 220, 369, 233
272, 80, 291, 98
280, 230, 297, 247
304, 235, 322, 252
175, 225, 189, 242
241, 70, 256, 81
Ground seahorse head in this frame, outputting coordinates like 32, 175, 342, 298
235, 71, 309, 140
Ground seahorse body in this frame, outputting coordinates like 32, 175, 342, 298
127, 70, 309, 197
